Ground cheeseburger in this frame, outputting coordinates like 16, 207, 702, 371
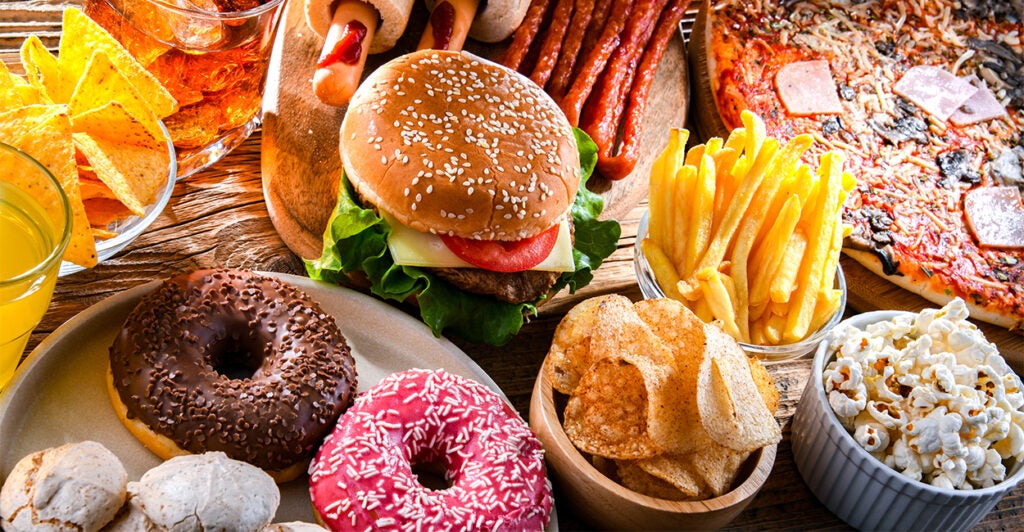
309, 49, 620, 345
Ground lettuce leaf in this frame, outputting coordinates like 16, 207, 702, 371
306, 129, 620, 345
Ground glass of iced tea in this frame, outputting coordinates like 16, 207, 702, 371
0, 143, 71, 393
82, 0, 287, 177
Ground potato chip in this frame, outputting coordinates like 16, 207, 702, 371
545, 295, 613, 394
589, 297, 673, 368
616, 460, 696, 501
69, 50, 164, 141
563, 356, 661, 460
748, 355, 781, 415
636, 454, 707, 498
73, 131, 168, 217
0, 105, 96, 267
699, 324, 782, 452
19, 36, 59, 103
690, 441, 752, 496
59, 8, 177, 118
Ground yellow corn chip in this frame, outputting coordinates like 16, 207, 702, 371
73, 131, 169, 217
59, 8, 177, 118
69, 50, 164, 141
0, 61, 44, 108
83, 197, 132, 227
72, 101, 167, 150
77, 174, 117, 201
19, 36, 60, 103
0, 105, 96, 267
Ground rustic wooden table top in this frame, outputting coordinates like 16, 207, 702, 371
5, 0, 1024, 529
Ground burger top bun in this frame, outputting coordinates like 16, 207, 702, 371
340, 49, 580, 241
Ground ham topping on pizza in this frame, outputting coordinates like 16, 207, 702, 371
775, 60, 844, 116
950, 76, 1009, 126
893, 65, 978, 121
964, 186, 1024, 249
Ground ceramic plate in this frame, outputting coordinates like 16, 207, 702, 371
0, 273, 507, 521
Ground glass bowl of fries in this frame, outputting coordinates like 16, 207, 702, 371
634, 209, 847, 362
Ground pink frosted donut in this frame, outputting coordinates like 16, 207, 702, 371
309, 369, 552, 530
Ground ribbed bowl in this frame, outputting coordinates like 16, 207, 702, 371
792, 311, 1024, 531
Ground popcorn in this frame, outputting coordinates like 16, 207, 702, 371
822, 298, 1024, 490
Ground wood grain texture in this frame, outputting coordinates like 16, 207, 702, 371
4, 2, 1023, 530
261, 0, 688, 260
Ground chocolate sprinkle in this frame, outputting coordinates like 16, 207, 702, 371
109, 269, 357, 471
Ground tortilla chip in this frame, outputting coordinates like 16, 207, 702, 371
20, 36, 60, 103
83, 197, 132, 227
0, 61, 44, 108
69, 50, 164, 141
72, 101, 167, 149
92, 226, 119, 240
564, 356, 661, 460
0, 106, 95, 267
77, 174, 117, 201
73, 131, 168, 216
59, 8, 177, 118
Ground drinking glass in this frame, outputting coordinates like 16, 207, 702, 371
0, 143, 71, 393
82, 0, 288, 178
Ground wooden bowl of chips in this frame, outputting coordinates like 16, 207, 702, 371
529, 295, 781, 529
531, 369, 776, 529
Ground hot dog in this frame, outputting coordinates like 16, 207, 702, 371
304, 0, 414, 107
417, 0, 480, 51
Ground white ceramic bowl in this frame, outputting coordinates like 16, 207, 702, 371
633, 209, 846, 362
792, 311, 1024, 530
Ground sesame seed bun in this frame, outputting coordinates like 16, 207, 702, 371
339, 49, 581, 241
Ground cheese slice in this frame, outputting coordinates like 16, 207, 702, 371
386, 215, 576, 272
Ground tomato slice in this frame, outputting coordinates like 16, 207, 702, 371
440, 224, 561, 273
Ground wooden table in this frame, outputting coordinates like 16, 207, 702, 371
6, 1, 1024, 530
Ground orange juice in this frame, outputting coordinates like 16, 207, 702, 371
0, 143, 70, 393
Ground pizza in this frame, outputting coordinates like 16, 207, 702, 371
695, 0, 1024, 330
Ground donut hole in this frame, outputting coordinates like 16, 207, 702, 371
208, 333, 268, 380
411, 459, 453, 491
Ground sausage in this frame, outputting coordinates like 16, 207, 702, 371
312, 0, 377, 107
418, 0, 481, 51
528, 0, 574, 88
558, 0, 632, 125
596, 0, 690, 180
500, 0, 551, 71
546, 0, 596, 101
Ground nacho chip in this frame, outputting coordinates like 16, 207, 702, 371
69, 50, 164, 141
83, 197, 132, 228
77, 174, 117, 201
564, 356, 661, 460
700, 324, 783, 452
690, 441, 752, 497
636, 454, 707, 498
73, 131, 168, 217
0, 61, 44, 108
0, 105, 96, 267
545, 295, 619, 394
72, 101, 167, 149
616, 460, 696, 501
59, 8, 177, 118
19, 36, 60, 103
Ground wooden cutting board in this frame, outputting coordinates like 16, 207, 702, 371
261, 0, 689, 260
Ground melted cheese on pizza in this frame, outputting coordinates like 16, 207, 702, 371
706, 0, 1024, 328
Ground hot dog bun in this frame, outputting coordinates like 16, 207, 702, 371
426, 0, 531, 42
304, 0, 414, 54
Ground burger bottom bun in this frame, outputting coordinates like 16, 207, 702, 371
105, 368, 308, 484
304, 0, 414, 53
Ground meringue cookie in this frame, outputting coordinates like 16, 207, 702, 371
0, 441, 127, 532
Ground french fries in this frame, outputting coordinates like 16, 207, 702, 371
643, 110, 856, 345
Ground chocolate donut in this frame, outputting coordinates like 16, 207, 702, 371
108, 269, 357, 482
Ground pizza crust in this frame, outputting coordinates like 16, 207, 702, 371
843, 248, 1021, 331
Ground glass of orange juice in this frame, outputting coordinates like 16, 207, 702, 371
82, 0, 288, 178
0, 143, 71, 393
